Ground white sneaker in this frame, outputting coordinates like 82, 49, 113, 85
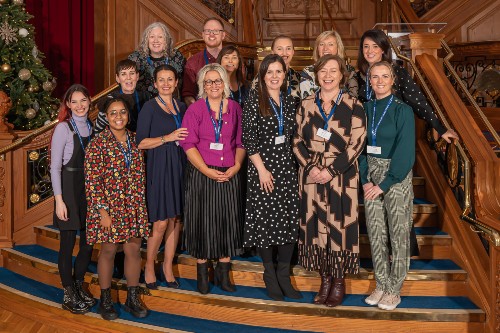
364, 289, 384, 305
377, 293, 401, 311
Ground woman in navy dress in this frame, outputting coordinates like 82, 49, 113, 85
136, 65, 188, 289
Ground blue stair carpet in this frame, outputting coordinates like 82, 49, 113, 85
9, 245, 478, 310
0, 267, 314, 333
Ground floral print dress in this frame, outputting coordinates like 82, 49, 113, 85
85, 128, 149, 245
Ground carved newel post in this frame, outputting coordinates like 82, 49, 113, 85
0, 91, 16, 257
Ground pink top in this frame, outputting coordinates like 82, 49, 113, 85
180, 98, 244, 168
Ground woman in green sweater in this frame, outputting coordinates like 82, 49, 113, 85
358, 61, 415, 311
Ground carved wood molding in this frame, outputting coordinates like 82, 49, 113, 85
416, 53, 500, 226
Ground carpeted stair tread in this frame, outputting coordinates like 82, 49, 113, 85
0, 268, 313, 333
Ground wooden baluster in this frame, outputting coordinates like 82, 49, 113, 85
0, 92, 16, 261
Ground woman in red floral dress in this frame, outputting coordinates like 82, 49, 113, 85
85, 96, 149, 320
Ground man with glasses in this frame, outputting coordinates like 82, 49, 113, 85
182, 17, 226, 106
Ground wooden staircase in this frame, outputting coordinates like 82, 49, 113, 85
0, 175, 487, 333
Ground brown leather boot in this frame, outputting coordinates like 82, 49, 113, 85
313, 274, 332, 305
324, 278, 345, 307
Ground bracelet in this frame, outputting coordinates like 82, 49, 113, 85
160, 135, 165, 144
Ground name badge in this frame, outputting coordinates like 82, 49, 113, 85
367, 145, 381, 154
316, 128, 331, 140
210, 142, 224, 151
275, 135, 285, 145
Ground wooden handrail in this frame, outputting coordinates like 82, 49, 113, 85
393, 0, 420, 24
0, 84, 118, 156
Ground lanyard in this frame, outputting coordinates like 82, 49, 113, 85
287, 70, 292, 95
120, 89, 141, 112
157, 96, 182, 129
371, 95, 394, 146
205, 97, 223, 142
69, 117, 92, 152
315, 89, 343, 130
203, 49, 210, 65
229, 85, 242, 105
147, 56, 169, 67
269, 95, 284, 136
112, 131, 132, 170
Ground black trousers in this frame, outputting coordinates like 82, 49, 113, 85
58, 230, 93, 287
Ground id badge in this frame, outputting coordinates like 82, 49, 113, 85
367, 145, 382, 154
275, 135, 285, 145
316, 128, 331, 140
210, 142, 224, 151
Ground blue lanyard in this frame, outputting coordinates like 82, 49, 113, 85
146, 56, 169, 67
371, 95, 394, 146
203, 49, 210, 65
157, 96, 182, 129
315, 90, 343, 130
229, 85, 242, 105
287, 70, 292, 95
112, 131, 132, 170
69, 117, 92, 152
365, 70, 373, 101
269, 95, 284, 136
119, 89, 141, 112
205, 97, 223, 142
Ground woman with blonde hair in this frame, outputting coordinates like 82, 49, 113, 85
300, 30, 356, 99
129, 22, 185, 95
180, 63, 245, 295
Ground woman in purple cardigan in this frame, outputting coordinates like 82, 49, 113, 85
179, 63, 246, 295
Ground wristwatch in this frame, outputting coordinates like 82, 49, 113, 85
160, 135, 165, 144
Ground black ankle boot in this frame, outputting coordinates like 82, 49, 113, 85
276, 262, 302, 299
214, 262, 236, 292
197, 262, 210, 294
262, 262, 284, 301
123, 286, 148, 318
74, 280, 97, 307
98, 288, 118, 320
62, 285, 90, 314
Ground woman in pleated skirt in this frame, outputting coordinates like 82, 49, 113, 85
179, 63, 246, 294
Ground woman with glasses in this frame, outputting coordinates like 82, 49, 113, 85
129, 22, 185, 96
137, 65, 188, 290
85, 96, 149, 320
180, 63, 245, 295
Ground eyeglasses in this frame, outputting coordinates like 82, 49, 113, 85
203, 29, 224, 35
204, 79, 223, 86
107, 109, 128, 117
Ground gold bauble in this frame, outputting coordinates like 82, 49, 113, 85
32, 84, 39, 92
27, 86, 35, 93
18, 68, 31, 80
1, 63, 11, 73
42, 81, 53, 91
34, 58, 42, 64
25, 108, 36, 119
12, 0, 23, 5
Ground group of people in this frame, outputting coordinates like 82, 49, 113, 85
50, 17, 459, 321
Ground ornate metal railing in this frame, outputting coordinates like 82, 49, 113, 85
200, 0, 236, 25
440, 41, 500, 149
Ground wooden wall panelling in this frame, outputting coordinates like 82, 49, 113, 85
463, 1, 500, 42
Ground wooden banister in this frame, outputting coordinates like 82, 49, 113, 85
416, 53, 500, 225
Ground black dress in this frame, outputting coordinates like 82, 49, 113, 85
136, 98, 187, 222
53, 121, 92, 231
242, 92, 299, 248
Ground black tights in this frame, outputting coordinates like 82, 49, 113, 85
58, 230, 94, 288
258, 243, 295, 264
97, 238, 142, 289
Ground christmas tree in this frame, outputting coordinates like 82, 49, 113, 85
0, 0, 59, 130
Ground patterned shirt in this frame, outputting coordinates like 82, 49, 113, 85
180, 98, 243, 168
128, 49, 185, 96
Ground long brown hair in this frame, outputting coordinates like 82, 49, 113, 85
257, 54, 287, 117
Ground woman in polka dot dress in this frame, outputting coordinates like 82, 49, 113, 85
242, 54, 301, 301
